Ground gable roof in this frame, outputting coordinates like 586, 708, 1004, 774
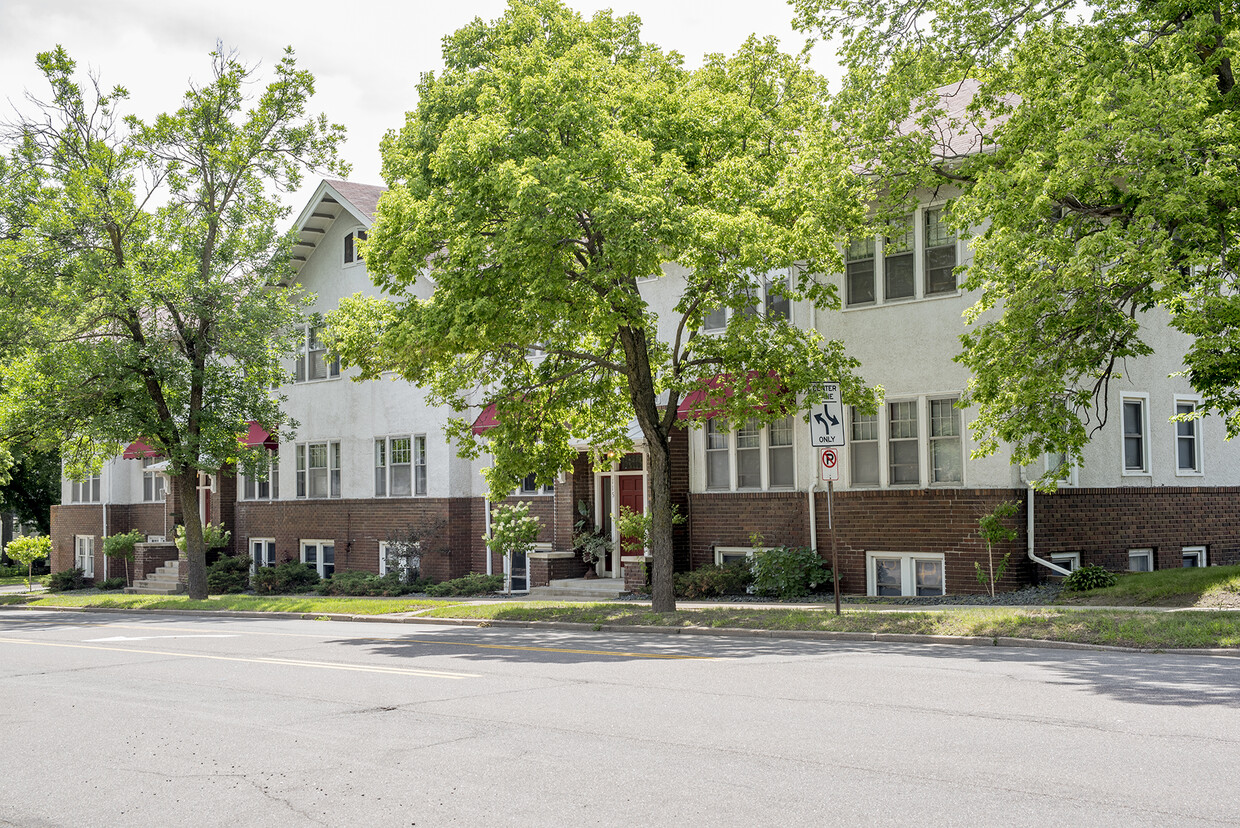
287, 179, 387, 277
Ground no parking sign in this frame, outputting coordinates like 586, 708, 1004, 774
819, 448, 840, 482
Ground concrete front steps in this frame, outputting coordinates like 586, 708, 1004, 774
124, 559, 186, 595
527, 577, 627, 601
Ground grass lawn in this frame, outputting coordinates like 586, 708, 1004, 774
0, 575, 39, 588
0, 593, 452, 615
1058, 565, 1240, 608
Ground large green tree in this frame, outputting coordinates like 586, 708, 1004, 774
330, 0, 874, 611
794, 0, 1239, 481
0, 46, 346, 597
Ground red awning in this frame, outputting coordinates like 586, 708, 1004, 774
240, 421, 279, 451
471, 403, 500, 435
122, 438, 162, 460
676, 371, 783, 420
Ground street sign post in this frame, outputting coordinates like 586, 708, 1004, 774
808, 382, 846, 447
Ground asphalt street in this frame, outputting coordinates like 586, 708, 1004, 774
1, 608, 1237, 827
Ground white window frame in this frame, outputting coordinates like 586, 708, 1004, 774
241, 450, 279, 501
1128, 548, 1153, 572
375, 435, 427, 498
517, 473, 555, 496
849, 407, 881, 488
1181, 545, 1207, 568
866, 551, 946, 597
69, 472, 101, 504
296, 441, 341, 499
927, 396, 963, 486
1173, 395, 1203, 476
142, 457, 166, 502
249, 538, 276, 574
74, 535, 95, 578
703, 271, 795, 331
293, 324, 341, 383
1121, 393, 1151, 476
344, 228, 367, 266
713, 546, 760, 566
887, 399, 920, 487
1048, 552, 1081, 572
701, 415, 797, 492
1044, 452, 1079, 487
300, 539, 336, 578
841, 203, 961, 310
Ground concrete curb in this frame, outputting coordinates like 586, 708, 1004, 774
5, 604, 1238, 657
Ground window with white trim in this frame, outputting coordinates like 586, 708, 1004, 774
1182, 546, 1206, 568
764, 274, 790, 321
250, 538, 276, 574
924, 207, 958, 295
74, 535, 95, 577
714, 546, 758, 566
1128, 548, 1153, 572
518, 473, 554, 495
142, 457, 166, 502
296, 441, 341, 499
884, 214, 915, 300
1044, 452, 1079, 487
301, 539, 335, 578
1049, 552, 1080, 572
704, 272, 793, 329
1175, 398, 1202, 474
845, 237, 876, 306
344, 229, 367, 265
293, 325, 340, 383
380, 540, 418, 580
69, 472, 101, 504
241, 450, 279, 501
928, 397, 963, 485
375, 435, 426, 497
703, 416, 796, 491
888, 401, 919, 485
850, 408, 880, 487
868, 552, 945, 597
1122, 395, 1149, 474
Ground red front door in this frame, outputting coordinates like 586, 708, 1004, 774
617, 474, 644, 566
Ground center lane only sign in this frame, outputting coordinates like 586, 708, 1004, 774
809, 382, 846, 447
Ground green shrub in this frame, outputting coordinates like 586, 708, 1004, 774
47, 567, 88, 592
674, 563, 754, 598
251, 562, 320, 595
207, 555, 252, 594
96, 576, 127, 591
1063, 563, 1118, 591
425, 573, 504, 597
0, 564, 23, 577
750, 546, 833, 600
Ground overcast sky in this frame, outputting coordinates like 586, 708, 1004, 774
1, 0, 841, 220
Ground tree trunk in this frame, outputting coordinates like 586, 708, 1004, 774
174, 469, 208, 599
646, 435, 676, 613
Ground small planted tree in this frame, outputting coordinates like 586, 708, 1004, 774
485, 502, 541, 595
975, 501, 1020, 598
5, 535, 50, 592
102, 529, 144, 586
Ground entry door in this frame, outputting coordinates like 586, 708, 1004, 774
617, 474, 645, 566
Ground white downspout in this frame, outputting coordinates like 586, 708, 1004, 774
1021, 467, 1071, 577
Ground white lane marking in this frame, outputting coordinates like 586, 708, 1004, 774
85, 634, 239, 642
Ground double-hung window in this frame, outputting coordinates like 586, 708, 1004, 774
845, 237, 876, 306
705, 272, 794, 328
1175, 398, 1202, 474
924, 207, 958, 295
928, 398, 963, 485
884, 215, 915, 300
376, 436, 426, 497
1044, 451, 1079, 487
241, 450, 279, 501
70, 472, 101, 504
850, 409, 880, 487
296, 441, 341, 499
293, 325, 340, 383
74, 535, 95, 577
518, 474, 554, 495
142, 457, 166, 502
1122, 395, 1149, 474
888, 401, 919, 485
301, 539, 335, 578
704, 416, 795, 491
765, 274, 791, 321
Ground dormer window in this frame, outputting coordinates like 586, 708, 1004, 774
344, 229, 368, 265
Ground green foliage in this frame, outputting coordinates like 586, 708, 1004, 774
615, 504, 684, 555
96, 577, 127, 591
975, 501, 1019, 597
750, 546, 833, 600
174, 523, 231, 553
314, 570, 433, 597
206, 555, 252, 594
0, 449, 59, 534
0, 45, 346, 599
572, 500, 613, 566
1063, 564, 1119, 592
251, 562, 320, 595
102, 530, 143, 561
47, 567, 87, 592
674, 563, 754, 599
794, 0, 1240, 465
486, 501, 542, 562
327, 0, 877, 612
5, 535, 50, 568
424, 573, 505, 597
